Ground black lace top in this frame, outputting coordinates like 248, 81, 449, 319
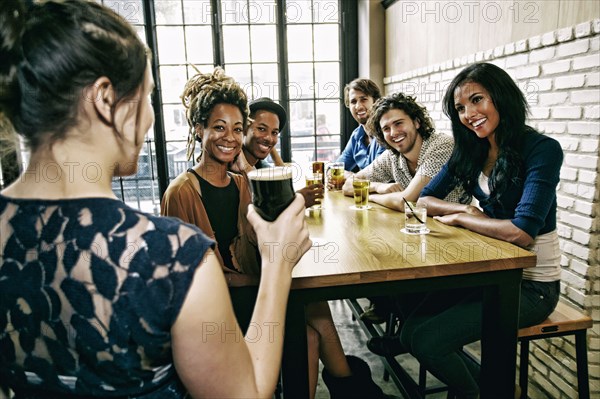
0, 195, 213, 397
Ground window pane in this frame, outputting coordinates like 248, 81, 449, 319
223, 25, 250, 63
289, 100, 314, 136
154, 0, 183, 25
187, 64, 215, 78
315, 135, 339, 162
167, 141, 193, 180
251, 63, 280, 101
183, 0, 212, 24
314, 62, 339, 101
288, 63, 314, 100
250, 25, 277, 62
185, 26, 214, 65
316, 101, 340, 135
103, 1, 144, 25
163, 104, 189, 141
314, 25, 339, 61
134, 25, 147, 46
286, 0, 312, 24
157, 26, 186, 64
292, 137, 315, 166
160, 65, 188, 104
313, 0, 339, 23
113, 141, 160, 214
286, 25, 312, 62
221, 0, 247, 24
224, 64, 252, 95
249, 0, 277, 24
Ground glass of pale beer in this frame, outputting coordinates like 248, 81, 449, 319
305, 172, 323, 209
328, 162, 345, 190
247, 167, 295, 221
352, 177, 370, 210
311, 161, 325, 184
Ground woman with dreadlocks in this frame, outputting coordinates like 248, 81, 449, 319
161, 68, 391, 399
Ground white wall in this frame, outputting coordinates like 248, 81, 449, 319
383, 19, 600, 398
385, 0, 600, 75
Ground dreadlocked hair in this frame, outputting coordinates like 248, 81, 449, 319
181, 67, 248, 161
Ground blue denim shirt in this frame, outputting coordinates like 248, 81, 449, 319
336, 125, 385, 171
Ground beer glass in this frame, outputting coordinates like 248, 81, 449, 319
311, 161, 325, 184
247, 167, 295, 222
328, 162, 345, 190
403, 201, 429, 234
305, 172, 323, 209
352, 177, 370, 209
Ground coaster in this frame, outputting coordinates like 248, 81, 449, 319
400, 228, 430, 235
349, 205, 372, 210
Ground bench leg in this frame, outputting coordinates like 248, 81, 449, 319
418, 363, 427, 395
383, 313, 396, 382
575, 330, 590, 399
519, 340, 530, 399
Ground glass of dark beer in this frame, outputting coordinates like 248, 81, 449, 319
247, 167, 296, 222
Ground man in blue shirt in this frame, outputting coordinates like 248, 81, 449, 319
335, 79, 387, 323
336, 78, 385, 173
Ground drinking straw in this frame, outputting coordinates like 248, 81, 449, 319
402, 198, 424, 224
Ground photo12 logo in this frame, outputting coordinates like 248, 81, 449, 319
399, 1, 540, 24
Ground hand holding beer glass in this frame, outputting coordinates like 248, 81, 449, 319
351, 176, 371, 210
327, 161, 345, 191
305, 172, 324, 209
311, 161, 325, 184
247, 167, 296, 221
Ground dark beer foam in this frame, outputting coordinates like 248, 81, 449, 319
247, 166, 292, 181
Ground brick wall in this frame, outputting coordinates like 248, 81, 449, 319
383, 19, 600, 398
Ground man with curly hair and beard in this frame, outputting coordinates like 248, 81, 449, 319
342, 92, 463, 211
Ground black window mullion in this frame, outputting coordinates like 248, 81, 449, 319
246, 0, 254, 97
211, 0, 225, 66
277, 0, 291, 162
310, 2, 319, 162
142, 0, 169, 201
339, 0, 358, 147
180, 0, 190, 79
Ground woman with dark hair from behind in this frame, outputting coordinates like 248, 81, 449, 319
404, 62, 563, 398
0, 1, 310, 398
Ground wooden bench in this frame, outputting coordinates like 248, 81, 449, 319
347, 299, 593, 399
517, 301, 593, 399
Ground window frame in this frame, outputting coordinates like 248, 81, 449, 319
0, 0, 359, 212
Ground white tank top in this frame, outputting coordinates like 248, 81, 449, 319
478, 173, 560, 281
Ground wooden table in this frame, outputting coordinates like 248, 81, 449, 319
279, 191, 535, 399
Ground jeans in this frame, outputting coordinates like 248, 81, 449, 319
399, 280, 560, 399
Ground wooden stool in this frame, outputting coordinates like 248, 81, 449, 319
517, 301, 593, 399
436, 302, 593, 399
433, 302, 593, 399
351, 298, 593, 398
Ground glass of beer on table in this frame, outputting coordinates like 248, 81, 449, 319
352, 177, 370, 210
247, 167, 295, 221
